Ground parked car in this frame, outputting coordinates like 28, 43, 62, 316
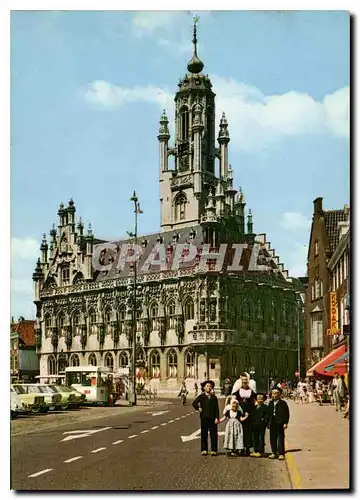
49, 385, 86, 409
27, 384, 63, 411
10, 387, 29, 419
11, 384, 47, 413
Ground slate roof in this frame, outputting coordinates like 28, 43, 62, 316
324, 209, 349, 253
11, 320, 36, 347
95, 225, 204, 281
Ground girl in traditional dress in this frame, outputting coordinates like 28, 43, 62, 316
223, 399, 248, 457
233, 374, 257, 456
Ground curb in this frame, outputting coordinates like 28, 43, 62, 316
285, 439, 303, 489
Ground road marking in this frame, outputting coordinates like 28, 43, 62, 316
146, 410, 169, 416
64, 456, 83, 463
28, 469, 53, 478
128, 434, 137, 439
112, 440, 123, 445
91, 447, 107, 453
161, 423, 167, 426
181, 430, 225, 442
141, 430, 149, 434
285, 440, 303, 489
61, 427, 111, 443
168, 419, 175, 423
151, 426, 159, 430
175, 417, 180, 420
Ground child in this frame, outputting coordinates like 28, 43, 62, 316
192, 380, 220, 456
223, 399, 248, 457
267, 387, 290, 460
251, 393, 269, 457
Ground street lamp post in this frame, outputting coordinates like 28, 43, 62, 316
128, 191, 143, 406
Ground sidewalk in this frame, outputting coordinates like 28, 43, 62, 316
284, 400, 349, 490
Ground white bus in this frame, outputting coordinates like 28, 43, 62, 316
65, 366, 113, 405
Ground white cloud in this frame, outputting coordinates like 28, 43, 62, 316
11, 237, 39, 320
132, 11, 184, 37
287, 243, 308, 279
281, 212, 311, 232
84, 76, 349, 152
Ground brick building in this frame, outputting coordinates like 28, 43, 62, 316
304, 197, 350, 373
10, 317, 40, 382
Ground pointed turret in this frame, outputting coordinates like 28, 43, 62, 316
247, 209, 254, 234
40, 233, 48, 266
32, 258, 44, 282
218, 112, 230, 180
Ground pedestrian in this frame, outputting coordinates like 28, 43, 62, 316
315, 379, 324, 406
332, 372, 344, 411
340, 375, 347, 409
343, 394, 350, 419
267, 387, 290, 461
192, 380, 220, 456
223, 377, 232, 397
194, 382, 198, 397
232, 374, 257, 456
223, 399, 248, 457
251, 393, 269, 458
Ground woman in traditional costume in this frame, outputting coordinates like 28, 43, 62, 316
232, 374, 257, 456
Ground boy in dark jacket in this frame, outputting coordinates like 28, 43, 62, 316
267, 387, 290, 460
251, 393, 269, 457
192, 380, 220, 456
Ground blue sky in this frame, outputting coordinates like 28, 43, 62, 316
11, 10, 350, 319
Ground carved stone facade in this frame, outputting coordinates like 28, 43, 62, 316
33, 24, 304, 394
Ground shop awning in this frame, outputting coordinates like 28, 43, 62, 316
325, 350, 349, 372
306, 345, 347, 378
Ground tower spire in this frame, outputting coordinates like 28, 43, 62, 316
187, 16, 204, 74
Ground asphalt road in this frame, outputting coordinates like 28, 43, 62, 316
11, 399, 291, 491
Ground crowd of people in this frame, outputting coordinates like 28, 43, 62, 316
191, 373, 290, 459
267, 373, 349, 418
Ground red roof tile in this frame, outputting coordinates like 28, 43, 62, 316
11, 320, 36, 347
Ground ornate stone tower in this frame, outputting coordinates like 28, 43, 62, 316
159, 19, 218, 231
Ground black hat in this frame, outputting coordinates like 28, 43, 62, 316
257, 393, 267, 401
201, 380, 215, 389
272, 386, 283, 394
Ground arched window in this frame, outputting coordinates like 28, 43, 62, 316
48, 355, 56, 375
119, 306, 126, 333
44, 315, 52, 337
180, 107, 189, 141
174, 193, 187, 221
167, 301, 176, 329
119, 351, 129, 368
88, 353, 97, 366
244, 351, 251, 370
73, 311, 80, 336
231, 352, 237, 377
136, 310, 142, 332
151, 350, 160, 378
184, 298, 194, 320
105, 308, 112, 334
70, 354, 80, 367
58, 312, 66, 336
261, 355, 266, 377
58, 356, 67, 373
104, 352, 114, 370
243, 302, 251, 331
257, 301, 265, 332
168, 350, 178, 378
150, 303, 158, 330
89, 309, 97, 334
314, 240, 319, 256
186, 351, 195, 378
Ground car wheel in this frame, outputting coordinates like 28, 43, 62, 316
11, 411, 16, 419
61, 405, 68, 411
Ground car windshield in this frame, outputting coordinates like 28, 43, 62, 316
50, 385, 63, 392
27, 385, 42, 393
13, 386, 26, 394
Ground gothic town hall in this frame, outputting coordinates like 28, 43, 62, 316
32, 24, 303, 394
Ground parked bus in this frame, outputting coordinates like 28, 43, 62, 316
65, 366, 113, 405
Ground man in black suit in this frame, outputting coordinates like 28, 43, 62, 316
267, 387, 290, 460
192, 380, 220, 456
